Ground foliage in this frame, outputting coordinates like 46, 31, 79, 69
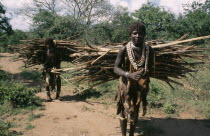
172, 0, 210, 40
0, 2, 13, 52
20, 70, 42, 83
62, 0, 113, 25
0, 69, 41, 135
83, 23, 112, 44
0, 2, 12, 35
110, 7, 135, 42
0, 119, 22, 136
147, 82, 165, 108
1, 30, 29, 52
132, 2, 176, 40
163, 103, 176, 114
0, 70, 10, 80
0, 80, 41, 108
6, 30, 28, 45
84, 7, 135, 44
31, 9, 57, 38
31, 9, 85, 39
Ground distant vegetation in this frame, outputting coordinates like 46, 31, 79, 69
0, 0, 209, 51
0, 0, 210, 135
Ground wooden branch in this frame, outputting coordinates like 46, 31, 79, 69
153, 35, 210, 48
176, 33, 190, 41
91, 50, 110, 65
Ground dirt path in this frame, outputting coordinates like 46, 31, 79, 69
1, 53, 210, 136
24, 92, 121, 136
0, 53, 24, 74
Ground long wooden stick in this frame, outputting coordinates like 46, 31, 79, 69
153, 35, 210, 48
91, 50, 110, 65
59, 75, 81, 92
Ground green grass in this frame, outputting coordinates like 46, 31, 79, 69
148, 73, 210, 118
0, 118, 23, 136
61, 63, 210, 119
63, 65, 210, 119
20, 70, 42, 83
25, 123, 35, 130
28, 113, 44, 122
0, 105, 21, 117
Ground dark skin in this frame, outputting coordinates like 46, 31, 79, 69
114, 30, 146, 81
114, 30, 146, 136
44, 43, 61, 72
43, 41, 61, 101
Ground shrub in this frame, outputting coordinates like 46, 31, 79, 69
20, 70, 41, 83
163, 103, 176, 114
0, 81, 41, 108
147, 82, 165, 108
0, 70, 10, 80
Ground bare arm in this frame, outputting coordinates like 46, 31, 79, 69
114, 46, 127, 77
114, 46, 143, 81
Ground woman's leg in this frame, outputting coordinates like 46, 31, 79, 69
129, 103, 140, 136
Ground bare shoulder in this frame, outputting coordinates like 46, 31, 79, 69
115, 46, 126, 59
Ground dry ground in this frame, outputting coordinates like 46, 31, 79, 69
0, 53, 210, 136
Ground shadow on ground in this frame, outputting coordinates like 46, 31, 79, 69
61, 88, 102, 102
133, 117, 210, 136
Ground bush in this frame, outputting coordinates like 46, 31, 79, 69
20, 70, 41, 83
163, 103, 176, 114
0, 81, 41, 108
147, 82, 165, 108
0, 70, 10, 80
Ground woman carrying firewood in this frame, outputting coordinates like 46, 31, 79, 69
114, 22, 154, 136
42, 38, 62, 102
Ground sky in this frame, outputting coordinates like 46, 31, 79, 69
1, 0, 205, 31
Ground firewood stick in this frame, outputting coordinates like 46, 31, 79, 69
153, 35, 210, 48
91, 50, 110, 65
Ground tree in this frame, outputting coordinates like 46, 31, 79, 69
110, 7, 135, 42
18, 0, 60, 18
83, 7, 135, 44
19, 0, 114, 26
31, 9, 56, 38
31, 9, 85, 39
0, 2, 12, 35
132, 3, 175, 40
61, 0, 113, 25
0, 2, 13, 52
181, 0, 210, 37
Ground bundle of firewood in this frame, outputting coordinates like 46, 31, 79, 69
9, 39, 97, 67
67, 35, 210, 87
9, 35, 210, 88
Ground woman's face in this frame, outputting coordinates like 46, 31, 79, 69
130, 30, 145, 47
